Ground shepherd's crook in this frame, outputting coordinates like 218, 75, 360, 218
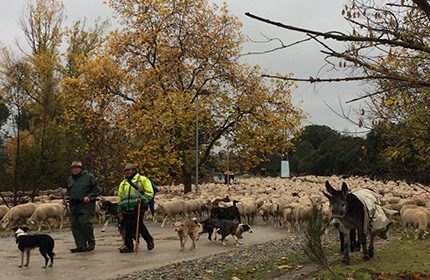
134, 200, 141, 254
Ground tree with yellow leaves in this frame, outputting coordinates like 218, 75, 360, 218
0, 0, 68, 202
103, 0, 305, 192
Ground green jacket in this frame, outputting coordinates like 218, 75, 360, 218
67, 170, 100, 212
117, 173, 153, 213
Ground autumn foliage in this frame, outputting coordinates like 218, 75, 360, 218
0, 0, 304, 196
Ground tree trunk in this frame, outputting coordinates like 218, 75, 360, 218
182, 165, 192, 194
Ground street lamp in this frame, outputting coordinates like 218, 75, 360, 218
195, 89, 209, 193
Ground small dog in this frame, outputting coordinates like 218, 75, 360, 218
215, 220, 252, 246
173, 219, 203, 251
13, 227, 55, 268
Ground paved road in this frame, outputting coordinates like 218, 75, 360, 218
0, 222, 288, 280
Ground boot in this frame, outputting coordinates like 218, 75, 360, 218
87, 241, 95, 251
70, 247, 88, 253
119, 247, 134, 253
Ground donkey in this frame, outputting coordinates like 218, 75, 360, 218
323, 181, 378, 265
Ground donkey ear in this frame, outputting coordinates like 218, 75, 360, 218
341, 182, 349, 197
325, 181, 336, 194
322, 191, 332, 200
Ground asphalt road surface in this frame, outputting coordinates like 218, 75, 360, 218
0, 222, 288, 280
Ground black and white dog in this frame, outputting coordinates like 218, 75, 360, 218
199, 218, 226, 241
13, 227, 55, 268
215, 220, 252, 246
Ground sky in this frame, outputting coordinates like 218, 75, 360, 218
0, 0, 368, 136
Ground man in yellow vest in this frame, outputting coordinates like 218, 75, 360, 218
117, 163, 154, 253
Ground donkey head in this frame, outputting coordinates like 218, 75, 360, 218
323, 181, 349, 218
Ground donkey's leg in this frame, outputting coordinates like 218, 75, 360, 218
350, 228, 361, 252
339, 230, 345, 254
368, 233, 376, 258
341, 229, 351, 265
358, 228, 369, 261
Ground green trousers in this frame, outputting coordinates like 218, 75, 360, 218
70, 207, 95, 249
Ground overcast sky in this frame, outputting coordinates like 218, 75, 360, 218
0, 0, 368, 135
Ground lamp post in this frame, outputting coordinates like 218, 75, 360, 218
195, 89, 209, 193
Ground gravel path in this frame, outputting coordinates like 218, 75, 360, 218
111, 237, 308, 280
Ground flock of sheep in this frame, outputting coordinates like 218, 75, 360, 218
1, 175, 430, 241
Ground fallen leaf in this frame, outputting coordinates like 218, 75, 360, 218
277, 265, 292, 270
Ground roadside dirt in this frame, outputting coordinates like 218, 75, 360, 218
0, 222, 288, 280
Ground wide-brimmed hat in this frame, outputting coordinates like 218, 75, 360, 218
123, 163, 137, 171
70, 161, 83, 168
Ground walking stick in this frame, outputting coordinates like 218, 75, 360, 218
134, 200, 141, 254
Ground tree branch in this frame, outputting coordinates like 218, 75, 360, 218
412, 0, 430, 20
262, 74, 430, 88
240, 36, 312, 57
244, 12, 430, 54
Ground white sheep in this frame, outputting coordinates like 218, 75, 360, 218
293, 203, 312, 226
0, 205, 9, 220
0, 203, 37, 230
184, 198, 206, 219
282, 205, 296, 232
269, 202, 282, 227
155, 199, 186, 228
402, 208, 429, 239
27, 203, 66, 231
236, 199, 258, 224
258, 201, 271, 224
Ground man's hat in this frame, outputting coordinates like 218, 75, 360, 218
123, 163, 137, 171
70, 161, 83, 168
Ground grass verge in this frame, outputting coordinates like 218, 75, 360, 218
308, 234, 430, 279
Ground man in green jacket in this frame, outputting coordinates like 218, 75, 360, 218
67, 160, 100, 253
117, 163, 154, 253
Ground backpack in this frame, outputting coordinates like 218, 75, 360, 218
148, 178, 159, 194
147, 177, 159, 214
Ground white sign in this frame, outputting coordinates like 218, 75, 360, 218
281, 160, 290, 178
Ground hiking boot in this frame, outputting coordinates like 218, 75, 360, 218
70, 247, 88, 253
119, 247, 134, 253
87, 241, 95, 251
147, 240, 154, 251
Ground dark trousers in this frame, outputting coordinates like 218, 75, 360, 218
71, 210, 95, 249
122, 210, 153, 249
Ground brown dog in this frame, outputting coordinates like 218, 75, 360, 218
173, 219, 203, 251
